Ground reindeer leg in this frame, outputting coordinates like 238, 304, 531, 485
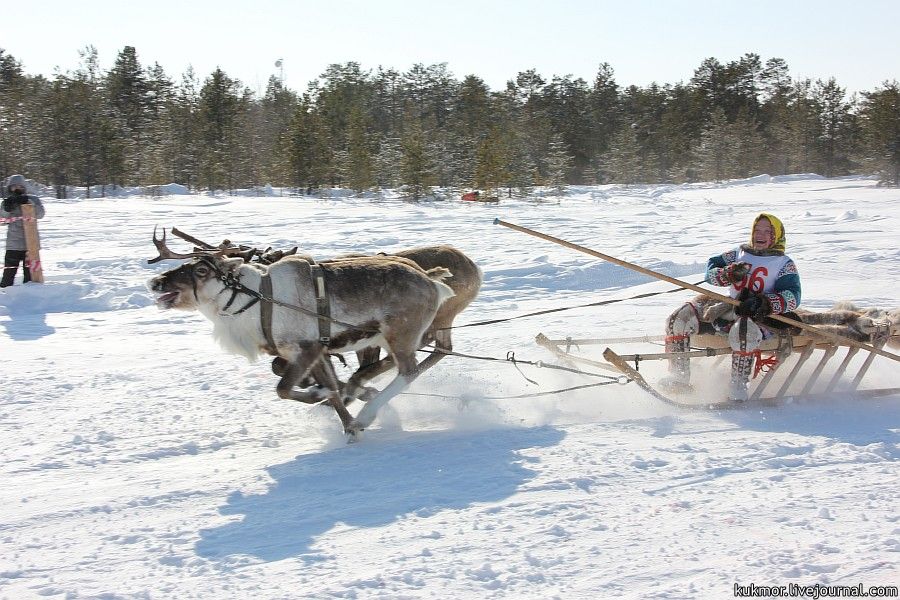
413, 327, 452, 375
356, 347, 382, 370
309, 360, 355, 433
342, 356, 395, 404
275, 345, 330, 403
272, 356, 323, 389
349, 351, 419, 433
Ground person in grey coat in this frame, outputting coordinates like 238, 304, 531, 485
1, 174, 46, 287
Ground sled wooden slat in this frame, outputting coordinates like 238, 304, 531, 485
850, 337, 887, 391
749, 362, 781, 402
774, 342, 816, 399
750, 335, 795, 401
607, 348, 733, 362
534, 333, 621, 373
602, 348, 899, 409
601, 348, 705, 409
825, 347, 860, 393
800, 345, 838, 397
542, 335, 667, 346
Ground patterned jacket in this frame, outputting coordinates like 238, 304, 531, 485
705, 213, 801, 315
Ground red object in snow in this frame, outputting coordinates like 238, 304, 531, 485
461, 191, 481, 201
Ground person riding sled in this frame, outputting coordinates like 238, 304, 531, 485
662, 213, 802, 401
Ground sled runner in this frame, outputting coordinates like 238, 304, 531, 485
536, 323, 900, 409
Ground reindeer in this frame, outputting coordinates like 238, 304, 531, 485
268, 245, 483, 402
163, 229, 483, 401
147, 229, 456, 438
342, 245, 482, 401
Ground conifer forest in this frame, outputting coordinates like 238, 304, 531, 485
1, 46, 898, 197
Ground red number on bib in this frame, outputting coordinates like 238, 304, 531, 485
734, 266, 768, 293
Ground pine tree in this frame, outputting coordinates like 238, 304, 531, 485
257, 75, 298, 185
374, 137, 403, 189
400, 121, 434, 199
813, 78, 854, 177
454, 75, 491, 140
789, 79, 825, 174
106, 46, 150, 182
344, 105, 375, 192
590, 63, 621, 166
545, 133, 574, 194
759, 58, 794, 175
730, 108, 765, 178
70, 46, 104, 196
197, 68, 243, 191
858, 81, 900, 185
141, 62, 175, 191
601, 125, 643, 184
694, 108, 733, 182
473, 126, 510, 194
39, 76, 77, 197
0, 48, 27, 176
283, 95, 327, 191
169, 67, 201, 190
371, 67, 404, 136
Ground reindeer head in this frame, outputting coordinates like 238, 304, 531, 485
147, 228, 244, 311
148, 255, 248, 311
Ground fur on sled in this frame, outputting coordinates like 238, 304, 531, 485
694, 295, 899, 349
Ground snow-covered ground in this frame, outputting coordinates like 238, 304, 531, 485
1, 176, 898, 599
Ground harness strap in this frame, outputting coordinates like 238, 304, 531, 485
199, 256, 378, 335
310, 264, 331, 345
258, 274, 278, 353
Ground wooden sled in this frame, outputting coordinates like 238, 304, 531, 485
536, 320, 900, 409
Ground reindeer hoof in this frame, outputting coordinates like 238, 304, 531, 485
271, 357, 288, 377
345, 421, 365, 442
308, 385, 330, 401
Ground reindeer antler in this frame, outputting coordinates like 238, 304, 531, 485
148, 226, 222, 264
153, 227, 300, 265
171, 227, 217, 250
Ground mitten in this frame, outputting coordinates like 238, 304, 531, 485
736, 293, 772, 319
722, 261, 751, 284
2, 195, 25, 213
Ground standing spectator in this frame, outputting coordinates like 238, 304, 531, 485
1, 174, 46, 287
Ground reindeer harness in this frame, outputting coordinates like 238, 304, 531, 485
199, 256, 360, 353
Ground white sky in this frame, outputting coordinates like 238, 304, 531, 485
6, 0, 899, 96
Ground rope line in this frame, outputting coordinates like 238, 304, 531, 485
1, 216, 38, 224
400, 379, 623, 400
440, 280, 705, 331
416, 347, 629, 383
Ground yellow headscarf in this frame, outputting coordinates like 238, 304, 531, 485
751, 213, 786, 253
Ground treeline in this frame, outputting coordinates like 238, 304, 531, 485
1, 46, 899, 198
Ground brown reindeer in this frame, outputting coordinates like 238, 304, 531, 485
147, 229, 456, 438
343, 245, 482, 401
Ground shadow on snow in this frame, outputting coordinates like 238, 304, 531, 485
196, 425, 565, 563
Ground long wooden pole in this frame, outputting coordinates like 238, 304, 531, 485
21, 203, 44, 283
494, 218, 900, 363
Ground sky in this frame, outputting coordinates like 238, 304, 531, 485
2, 176, 899, 597
5, 0, 899, 95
